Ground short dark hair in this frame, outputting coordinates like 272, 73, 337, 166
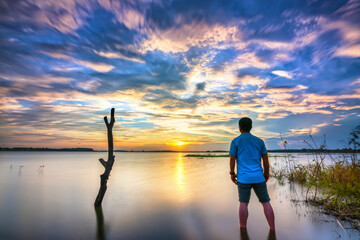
239, 117, 252, 132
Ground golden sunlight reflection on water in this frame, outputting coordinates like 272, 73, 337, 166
175, 152, 186, 200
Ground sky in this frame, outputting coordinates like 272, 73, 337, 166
0, 0, 359, 151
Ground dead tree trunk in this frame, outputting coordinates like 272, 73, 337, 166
94, 108, 115, 207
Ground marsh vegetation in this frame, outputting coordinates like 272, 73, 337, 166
273, 126, 360, 229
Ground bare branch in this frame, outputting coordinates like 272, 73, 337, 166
99, 158, 107, 168
110, 108, 115, 125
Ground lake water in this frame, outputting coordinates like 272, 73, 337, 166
0, 152, 359, 240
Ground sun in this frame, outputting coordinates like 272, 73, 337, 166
166, 141, 188, 147
176, 141, 185, 146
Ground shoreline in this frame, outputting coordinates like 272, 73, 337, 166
1, 147, 359, 153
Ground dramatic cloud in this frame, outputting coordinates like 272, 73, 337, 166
271, 71, 292, 79
0, 0, 359, 150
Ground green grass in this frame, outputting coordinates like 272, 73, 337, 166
185, 154, 230, 158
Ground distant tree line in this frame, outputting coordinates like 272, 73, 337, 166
0, 147, 94, 151
268, 148, 360, 153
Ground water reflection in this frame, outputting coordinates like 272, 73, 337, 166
95, 206, 106, 240
175, 153, 184, 187
267, 230, 277, 240
18, 165, 24, 175
240, 228, 250, 240
240, 228, 276, 240
0, 152, 359, 240
174, 153, 187, 202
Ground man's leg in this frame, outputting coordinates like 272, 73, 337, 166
261, 202, 275, 230
239, 202, 249, 229
237, 182, 251, 228
253, 182, 275, 230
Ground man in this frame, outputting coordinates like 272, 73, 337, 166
229, 117, 275, 231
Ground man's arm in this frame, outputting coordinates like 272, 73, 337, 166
229, 155, 237, 184
262, 154, 270, 182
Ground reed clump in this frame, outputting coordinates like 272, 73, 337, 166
273, 126, 360, 228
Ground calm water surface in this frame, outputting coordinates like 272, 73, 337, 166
0, 152, 359, 240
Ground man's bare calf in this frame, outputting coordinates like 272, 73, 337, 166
262, 201, 275, 230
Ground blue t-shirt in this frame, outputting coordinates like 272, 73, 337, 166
229, 133, 268, 184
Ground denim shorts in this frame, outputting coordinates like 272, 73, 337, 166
237, 182, 271, 203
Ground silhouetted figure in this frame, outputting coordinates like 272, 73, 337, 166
229, 117, 275, 230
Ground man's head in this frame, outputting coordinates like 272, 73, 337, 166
239, 117, 252, 132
